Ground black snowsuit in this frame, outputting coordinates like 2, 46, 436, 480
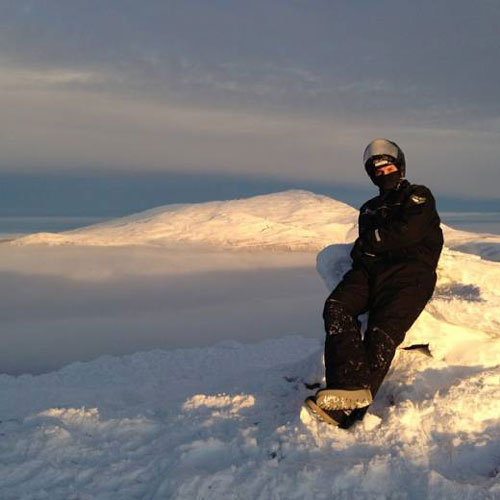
323, 179, 443, 402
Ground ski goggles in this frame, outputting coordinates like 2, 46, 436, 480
365, 154, 398, 175
372, 156, 395, 168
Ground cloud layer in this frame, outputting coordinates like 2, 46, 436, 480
0, 1, 499, 198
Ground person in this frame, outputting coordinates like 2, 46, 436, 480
305, 138, 443, 428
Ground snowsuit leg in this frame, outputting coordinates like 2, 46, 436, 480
363, 263, 437, 398
322, 267, 371, 389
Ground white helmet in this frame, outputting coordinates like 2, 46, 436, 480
363, 138, 406, 177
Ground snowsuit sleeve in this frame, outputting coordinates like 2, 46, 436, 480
360, 186, 437, 254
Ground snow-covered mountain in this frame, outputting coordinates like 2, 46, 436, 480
13, 189, 500, 262
13, 190, 359, 251
2, 190, 499, 498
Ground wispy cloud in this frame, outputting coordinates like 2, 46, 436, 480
0, 63, 102, 90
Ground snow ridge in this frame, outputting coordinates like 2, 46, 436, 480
12, 190, 359, 251
12, 190, 500, 262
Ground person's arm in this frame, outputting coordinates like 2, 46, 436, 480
360, 186, 436, 253
350, 202, 379, 263
350, 204, 368, 260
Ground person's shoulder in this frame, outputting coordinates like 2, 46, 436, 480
359, 195, 380, 211
406, 182, 436, 205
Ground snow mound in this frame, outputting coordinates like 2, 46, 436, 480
317, 244, 500, 343
12, 190, 359, 251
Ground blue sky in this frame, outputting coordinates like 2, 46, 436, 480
0, 1, 499, 213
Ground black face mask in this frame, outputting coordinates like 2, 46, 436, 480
370, 171, 402, 192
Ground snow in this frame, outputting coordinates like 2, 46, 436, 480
441, 225, 500, 263
12, 190, 359, 251
1, 190, 499, 499
13, 189, 500, 261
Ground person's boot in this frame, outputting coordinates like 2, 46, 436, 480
303, 396, 350, 426
315, 387, 372, 410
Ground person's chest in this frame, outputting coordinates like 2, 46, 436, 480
359, 190, 408, 229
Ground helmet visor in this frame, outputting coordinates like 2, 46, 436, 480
363, 139, 399, 166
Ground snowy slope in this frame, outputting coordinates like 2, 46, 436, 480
0, 332, 498, 498
13, 189, 500, 262
442, 225, 500, 262
1, 190, 500, 498
12, 190, 359, 251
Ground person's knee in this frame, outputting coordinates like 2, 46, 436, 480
323, 299, 357, 336
369, 320, 406, 347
